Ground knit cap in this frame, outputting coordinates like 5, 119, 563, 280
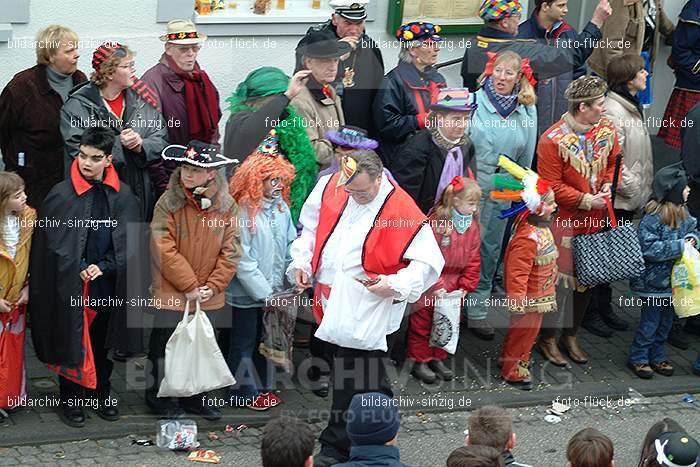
346, 393, 400, 446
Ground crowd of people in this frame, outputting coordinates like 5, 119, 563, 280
1, 0, 700, 465
260, 404, 700, 467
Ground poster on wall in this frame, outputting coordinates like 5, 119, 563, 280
387, 0, 528, 35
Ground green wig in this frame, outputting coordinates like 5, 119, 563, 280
227, 66, 318, 223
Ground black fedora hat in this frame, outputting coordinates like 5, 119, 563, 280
297, 31, 352, 59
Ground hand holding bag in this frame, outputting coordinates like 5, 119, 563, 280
157, 300, 235, 398
572, 154, 645, 287
672, 242, 700, 318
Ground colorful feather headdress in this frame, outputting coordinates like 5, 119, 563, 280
490, 155, 550, 219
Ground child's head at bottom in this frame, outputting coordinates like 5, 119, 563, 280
566, 427, 614, 467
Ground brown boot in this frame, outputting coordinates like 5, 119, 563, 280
536, 337, 568, 367
559, 336, 588, 364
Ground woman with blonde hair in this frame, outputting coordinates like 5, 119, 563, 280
0, 25, 86, 208
60, 42, 167, 222
464, 50, 538, 340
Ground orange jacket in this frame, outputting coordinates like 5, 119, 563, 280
538, 113, 620, 285
504, 216, 558, 314
150, 168, 241, 311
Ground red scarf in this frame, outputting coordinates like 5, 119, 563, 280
164, 53, 221, 143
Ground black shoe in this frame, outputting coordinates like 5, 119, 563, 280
667, 329, 690, 350
312, 375, 330, 398
685, 324, 700, 337
95, 401, 120, 422
599, 308, 628, 331
181, 400, 222, 421
59, 405, 86, 428
411, 362, 437, 384
468, 319, 495, 341
582, 314, 613, 338
428, 360, 454, 381
505, 379, 533, 391
148, 402, 186, 419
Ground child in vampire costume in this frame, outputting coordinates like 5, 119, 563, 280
29, 127, 143, 427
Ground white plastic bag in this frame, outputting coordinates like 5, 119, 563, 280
157, 300, 235, 397
429, 291, 462, 354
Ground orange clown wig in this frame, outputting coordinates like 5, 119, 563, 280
229, 152, 296, 231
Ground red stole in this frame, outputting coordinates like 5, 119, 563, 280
311, 173, 427, 277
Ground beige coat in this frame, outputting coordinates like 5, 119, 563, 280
604, 91, 653, 212
589, 0, 675, 77
291, 85, 345, 168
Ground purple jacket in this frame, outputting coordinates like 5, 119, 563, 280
141, 55, 222, 193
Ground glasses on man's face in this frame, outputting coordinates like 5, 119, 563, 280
176, 45, 201, 54
79, 151, 107, 163
344, 187, 370, 197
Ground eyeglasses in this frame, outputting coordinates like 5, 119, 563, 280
118, 61, 136, 70
78, 151, 107, 163
175, 44, 201, 54
344, 187, 370, 197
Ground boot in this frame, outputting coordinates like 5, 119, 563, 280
598, 307, 628, 331
582, 312, 613, 338
668, 321, 690, 350
559, 336, 588, 364
468, 318, 495, 341
536, 337, 568, 367
59, 404, 85, 428
411, 362, 437, 384
428, 359, 454, 381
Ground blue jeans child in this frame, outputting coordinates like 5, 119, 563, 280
226, 307, 274, 405
629, 298, 675, 365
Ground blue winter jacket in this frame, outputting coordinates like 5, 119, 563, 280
333, 445, 410, 467
631, 210, 700, 297
671, 0, 700, 92
225, 199, 297, 308
517, 15, 587, 137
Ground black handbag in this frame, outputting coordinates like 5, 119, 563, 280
571, 154, 645, 286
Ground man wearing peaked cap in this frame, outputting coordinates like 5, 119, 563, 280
461, 0, 612, 92
295, 0, 385, 137
142, 19, 222, 197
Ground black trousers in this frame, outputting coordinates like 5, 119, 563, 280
318, 345, 394, 462
59, 310, 114, 404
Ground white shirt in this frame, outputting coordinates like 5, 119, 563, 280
1, 215, 20, 260
288, 174, 444, 351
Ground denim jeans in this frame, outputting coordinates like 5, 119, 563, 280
225, 306, 273, 404
629, 298, 675, 365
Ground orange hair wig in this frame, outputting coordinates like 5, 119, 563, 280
229, 153, 296, 231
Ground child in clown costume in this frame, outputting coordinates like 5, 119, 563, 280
492, 156, 559, 391
408, 176, 481, 384
225, 148, 297, 410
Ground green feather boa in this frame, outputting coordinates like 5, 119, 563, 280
227, 67, 318, 223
